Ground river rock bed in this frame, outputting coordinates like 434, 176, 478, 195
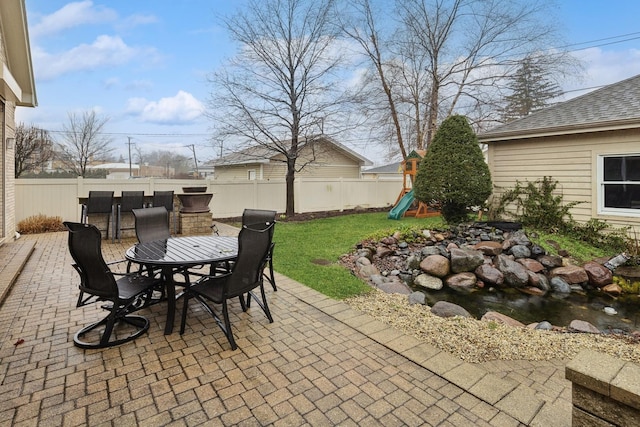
339, 222, 640, 362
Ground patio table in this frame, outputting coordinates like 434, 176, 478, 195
125, 235, 238, 334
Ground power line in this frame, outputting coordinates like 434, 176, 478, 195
558, 31, 640, 50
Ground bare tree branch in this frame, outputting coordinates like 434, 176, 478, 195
56, 111, 113, 177
14, 123, 53, 177
208, 0, 352, 216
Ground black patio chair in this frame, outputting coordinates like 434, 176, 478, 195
179, 221, 275, 350
151, 190, 176, 235
132, 207, 190, 295
132, 206, 170, 243
64, 221, 161, 349
80, 191, 114, 239
115, 191, 145, 242
242, 209, 277, 291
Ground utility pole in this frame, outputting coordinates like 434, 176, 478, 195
127, 136, 133, 177
188, 144, 199, 177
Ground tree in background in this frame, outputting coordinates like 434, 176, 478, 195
143, 149, 192, 177
14, 123, 53, 177
343, 0, 575, 158
413, 115, 492, 224
500, 55, 564, 122
56, 111, 113, 177
208, 0, 350, 217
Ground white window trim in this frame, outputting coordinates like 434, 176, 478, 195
597, 153, 640, 217
247, 169, 256, 181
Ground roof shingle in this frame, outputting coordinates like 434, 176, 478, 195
479, 73, 640, 140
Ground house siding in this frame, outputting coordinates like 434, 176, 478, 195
488, 129, 640, 233
214, 142, 365, 181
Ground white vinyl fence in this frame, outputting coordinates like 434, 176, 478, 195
15, 177, 402, 223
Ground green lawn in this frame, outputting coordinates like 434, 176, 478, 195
269, 211, 617, 300
271, 212, 444, 299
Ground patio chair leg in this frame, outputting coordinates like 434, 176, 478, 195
222, 301, 237, 350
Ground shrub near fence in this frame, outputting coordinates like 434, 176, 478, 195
15, 177, 402, 223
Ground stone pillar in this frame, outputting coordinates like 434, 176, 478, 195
565, 349, 640, 426
179, 212, 213, 235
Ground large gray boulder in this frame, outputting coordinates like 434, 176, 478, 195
495, 254, 529, 288
450, 248, 485, 273
475, 264, 504, 286
430, 301, 472, 318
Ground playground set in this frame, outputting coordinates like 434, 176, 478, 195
388, 151, 440, 220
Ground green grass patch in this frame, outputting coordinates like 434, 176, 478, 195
272, 212, 443, 299
527, 229, 612, 263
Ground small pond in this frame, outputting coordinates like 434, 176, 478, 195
420, 286, 640, 333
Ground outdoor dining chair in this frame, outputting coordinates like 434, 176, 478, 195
132, 206, 170, 243
242, 209, 278, 291
179, 221, 275, 350
132, 206, 190, 295
80, 191, 114, 239
64, 221, 161, 349
151, 190, 176, 234
115, 191, 145, 242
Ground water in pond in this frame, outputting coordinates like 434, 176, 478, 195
419, 286, 640, 333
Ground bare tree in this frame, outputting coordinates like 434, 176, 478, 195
345, 0, 575, 156
57, 111, 113, 177
14, 123, 54, 177
208, 0, 349, 216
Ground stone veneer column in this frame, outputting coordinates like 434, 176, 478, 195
179, 212, 213, 235
565, 349, 640, 426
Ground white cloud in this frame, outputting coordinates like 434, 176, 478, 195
125, 91, 205, 125
30, 1, 117, 39
562, 47, 640, 98
117, 13, 159, 30
32, 35, 159, 80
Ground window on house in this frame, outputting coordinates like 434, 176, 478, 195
247, 169, 256, 181
599, 154, 640, 214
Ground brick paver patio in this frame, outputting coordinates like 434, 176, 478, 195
0, 225, 572, 426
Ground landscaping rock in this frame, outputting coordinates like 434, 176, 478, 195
550, 276, 571, 293
419, 254, 450, 277
473, 241, 503, 256
551, 265, 589, 285
495, 254, 529, 288
481, 311, 525, 327
430, 301, 472, 318
518, 258, 545, 273
535, 321, 553, 331
509, 244, 531, 259
408, 291, 426, 305
602, 283, 623, 295
583, 261, 613, 288
568, 320, 601, 334
475, 264, 504, 286
450, 247, 484, 273
445, 272, 477, 289
377, 278, 412, 295
414, 274, 443, 291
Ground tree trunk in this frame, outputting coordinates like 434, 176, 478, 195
285, 158, 296, 217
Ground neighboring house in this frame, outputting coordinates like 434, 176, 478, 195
88, 162, 175, 179
88, 162, 141, 179
362, 162, 403, 180
204, 136, 372, 181
0, 1, 37, 243
478, 74, 640, 233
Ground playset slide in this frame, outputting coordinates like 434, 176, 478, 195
388, 189, 414, 220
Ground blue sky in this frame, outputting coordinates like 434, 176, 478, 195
17, 0, 640, 165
